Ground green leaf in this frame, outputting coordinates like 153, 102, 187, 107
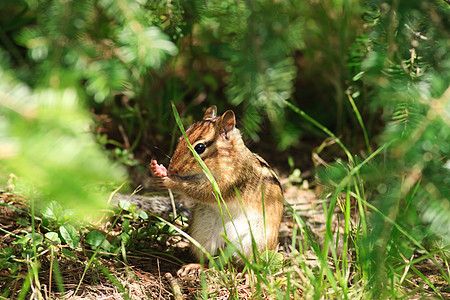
16, 217, 30, 227
86, 230, 104, 250
12, 235, 30, 246
137, 210, 148, 220
119, 199, 131, 211
0, 247, 14, 259
86, 230, 112, 251
352, 71, 364, 81
61, 248, 78, 260
45, 232, 61, 244
288, 168, 302, 184
118, 26, 178, 70
13, 233, 44, 247
60, 224, 79, 249
122, 219, 130, 232
0, 77, 127, 220
21, 249, 34, 258
260, 250, 284, 274
120, 232, 130, 246
41, 201, 63, 223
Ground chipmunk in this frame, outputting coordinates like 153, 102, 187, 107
151, 106, 284, 273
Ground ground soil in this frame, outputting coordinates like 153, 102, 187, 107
0, 180, 448, 299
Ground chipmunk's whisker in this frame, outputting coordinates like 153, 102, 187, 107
152, 146, 171, 159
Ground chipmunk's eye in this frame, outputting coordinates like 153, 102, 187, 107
194, 143, 206, 154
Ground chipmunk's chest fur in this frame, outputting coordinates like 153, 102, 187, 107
188, 201, 266, 262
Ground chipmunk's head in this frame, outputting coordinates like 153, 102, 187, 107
167, 106, 244, 183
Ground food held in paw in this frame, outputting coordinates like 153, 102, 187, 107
151, 159, 168, 177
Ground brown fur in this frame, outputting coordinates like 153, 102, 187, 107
156, 106, 284, 263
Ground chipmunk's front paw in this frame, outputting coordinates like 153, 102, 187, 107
177, 263, 203, 278
151, 159, 168, 177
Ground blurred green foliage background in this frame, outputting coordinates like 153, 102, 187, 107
0, 0, 449, 295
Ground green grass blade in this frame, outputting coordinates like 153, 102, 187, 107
50, 246, 65, 295
346, 90, 372, 153
170, 103, 221, 198
17, 270, 31, 300
285, 100, 354, 164
410, 265, 444, 299
95, 260, 128, 298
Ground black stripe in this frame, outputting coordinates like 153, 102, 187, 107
204, 140, 214, 148
263, 176, 282, 189
255, 154, 270, 169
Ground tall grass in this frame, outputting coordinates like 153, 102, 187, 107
165, 100, 449, 298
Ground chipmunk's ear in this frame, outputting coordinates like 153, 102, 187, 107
203, 105, 217, 119
219, 110, 236, 139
